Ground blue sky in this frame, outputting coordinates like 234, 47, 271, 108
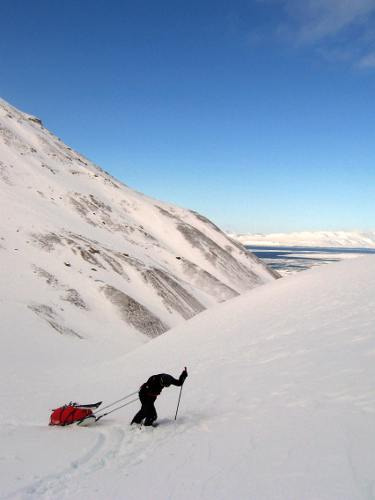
1, 0, 374, 233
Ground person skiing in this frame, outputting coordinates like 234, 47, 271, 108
131, 368, 188, 426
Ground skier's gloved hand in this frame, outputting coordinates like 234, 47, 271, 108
180, 367, 188, 383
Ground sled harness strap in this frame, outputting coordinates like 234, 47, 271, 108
92, 391, 139, 415
94, 397, 139, 422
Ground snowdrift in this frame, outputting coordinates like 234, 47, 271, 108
1, 256, 375, 499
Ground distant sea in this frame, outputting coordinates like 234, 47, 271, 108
246, 245, 375, 276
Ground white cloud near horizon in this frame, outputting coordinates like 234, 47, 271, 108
258, 0, 375, 68
281, 0, 375, 42
358, 51, 375, 68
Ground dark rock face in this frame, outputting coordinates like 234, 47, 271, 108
103, 285, 169, 338
142, 268, 206, 320
28, 304, 83, 339
177, 223, 263, 289
27, 116, 43, 126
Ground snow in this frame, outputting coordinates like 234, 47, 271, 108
1, 255, 375, 499
230, 230, 375, 248
0, 97, 276, 353
1, 97, 374, 498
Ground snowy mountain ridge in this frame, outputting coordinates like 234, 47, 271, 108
0, 98, 277, 351
229, 230, 375, 248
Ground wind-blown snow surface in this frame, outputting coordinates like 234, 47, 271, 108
230, 230, 375, 248
1, 256, 375, 500
0, 98, 276, 351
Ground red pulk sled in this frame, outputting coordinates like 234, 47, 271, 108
49, 392, 139, 427
49, 402, 102, 426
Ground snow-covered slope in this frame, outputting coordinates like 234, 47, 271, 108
230, 230, 375, 248
0, 98, 277, 351
1, 256, 374, 499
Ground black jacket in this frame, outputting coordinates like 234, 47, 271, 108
140, 371, 187, 398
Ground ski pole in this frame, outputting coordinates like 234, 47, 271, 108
175, 367, 187, 421
174, 385, 183, 421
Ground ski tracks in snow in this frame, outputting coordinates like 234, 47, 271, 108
2, 418, 194, 500
2, 426, 119, 500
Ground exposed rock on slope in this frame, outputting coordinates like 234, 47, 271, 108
0, 98, 277, 350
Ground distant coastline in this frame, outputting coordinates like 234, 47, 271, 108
246, 245, 375, 276
229, 230, 375, 249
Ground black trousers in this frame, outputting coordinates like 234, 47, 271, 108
131, 391, 157, 426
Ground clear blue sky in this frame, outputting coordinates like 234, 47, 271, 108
1, 0, 374, 233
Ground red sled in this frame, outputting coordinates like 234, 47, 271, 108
49, 402, 101, 426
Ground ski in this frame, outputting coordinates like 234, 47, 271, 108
76, 415, 97, 426
71, 401, 102, 410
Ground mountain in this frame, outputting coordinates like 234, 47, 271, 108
1, 255, 374, 499
229, 230, 375, 248
0, 98, 277, 351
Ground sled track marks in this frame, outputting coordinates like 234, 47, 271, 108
2, 427, 123, 500
2, 418, 196, 500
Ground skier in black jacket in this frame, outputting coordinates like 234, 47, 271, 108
131, 368, 188, 426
